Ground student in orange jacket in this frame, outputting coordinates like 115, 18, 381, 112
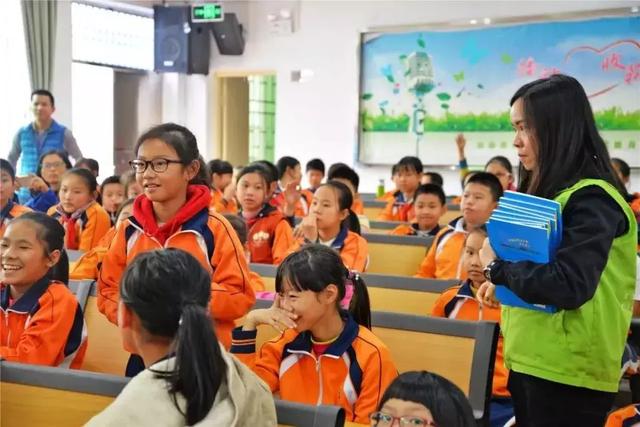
1, 159, 31, 238
98, 123, 255, 353
415, 172, 502, 280
271, 156, 311, 218
237, 164, 294, 265
231, 244, 397, 424
207, 159, 238, 214
328, 164, 366, 215
0, 213, 87, 368
378, 156, 423, 222
376, 164, 400, 202
305, 158, 325, 194
431, 225, 512, 426
47, 168, 111, 251
223, 213, 266, 292
99, 175, 125, 225
289, 181, 369, 272
390, 184, 447, 237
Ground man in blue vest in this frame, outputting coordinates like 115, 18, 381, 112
7, 89, 82, 202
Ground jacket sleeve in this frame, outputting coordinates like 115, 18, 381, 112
377, 200, 396, 221
230, 327, 282, 393
78, 206, 112, 251
340, 236, 369, 273
431, 293, 448, 317
415, 238, 437, 278
353, 345, 398, 424
0, 291, 80, 366
272, 220, 294, 265
97, 222, 129, 324
490, 186, 629, 310
208, 215, 256, 323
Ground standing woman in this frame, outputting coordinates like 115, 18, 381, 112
477, 74, 637, 426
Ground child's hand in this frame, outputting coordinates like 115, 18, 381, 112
477, 281, 500, 308
282, 181, 300, 216
455, 133, 466, 157
479, 238, 497, 267
243, 294, 298, 333
29, 176, 49, 193
293, 212, 318, 242
222, 183, 236, 203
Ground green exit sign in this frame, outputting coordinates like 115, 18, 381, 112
191, 4, 223, 23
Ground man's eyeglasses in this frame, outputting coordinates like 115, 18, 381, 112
129, 158, 183, 173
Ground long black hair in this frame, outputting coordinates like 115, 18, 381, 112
510, 74, 621, 198
320, 180, 361, 235
376, 371, 475, 427
135, 123, 209, 187
10, 212, 69, 284
119, 248, 225, 425
276, 244, 371, 328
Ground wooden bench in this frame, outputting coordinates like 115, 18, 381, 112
366, 233, 435, 276
363, 200, 386, 221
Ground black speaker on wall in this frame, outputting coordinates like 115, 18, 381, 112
212, 13, 245, 55
154, 6, 211, 75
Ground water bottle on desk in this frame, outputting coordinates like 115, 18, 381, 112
377, 179, 385, 198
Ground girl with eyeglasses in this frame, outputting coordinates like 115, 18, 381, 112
97, 123, 255, 376
21, 150, 72, 213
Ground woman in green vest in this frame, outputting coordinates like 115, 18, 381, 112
477, 74, 637, 426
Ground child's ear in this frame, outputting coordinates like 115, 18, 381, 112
323, 284, 340, 305
47, 249, 61, 267
185, 160, 200, 181
339, 209, 349, 222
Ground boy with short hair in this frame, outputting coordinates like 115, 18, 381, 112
378, 156, 423, 222
391, 184, 446, 237
208, 159, 237, 214
305, 158, 325, 193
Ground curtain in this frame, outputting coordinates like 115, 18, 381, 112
21, 0, 57, 90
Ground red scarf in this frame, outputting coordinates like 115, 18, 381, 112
132, 185, 212, 245
56, 202, 93, 250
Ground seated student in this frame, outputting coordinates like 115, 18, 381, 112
208, 159, 238, 214
121, 170, 143, 200
69, 198, 134, 280
99, 175, 125, 225
0, 212, 87, 368
456, 133, 516, 192
47, 168, 111, 251
1, 159, 31, 238
289, 181, 369, 272
237, 164, 294, 265
98, 123, 255, 352
254, 160, 279, 199
271, 156, 312, 217
378, 156, 423, 222
87, 249, 276, 426
415, 172, 502, 279
371, 371, 475, 427
377, 164, 400, 202
74, 157, 99, 178
231, 244, 397, 424
223, 213, 266, 292
612, 157, 640, 221
431, 225, 512, 426
23, 149, 72, 213
328, 164, 365, 215
305, 158, 325, 193
421, 171, 444, 187
390, 184, 446, 237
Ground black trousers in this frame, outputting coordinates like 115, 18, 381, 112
508, 371, 615, 427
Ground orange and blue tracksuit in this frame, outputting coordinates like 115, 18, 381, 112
244, 204, 294, 265
390, 223, 441, 237
415, 217, 467, 280
605, 404, 640, 426
378, 191, 416, 222
98, 185, 255, 348
68, 226, 117, 280
0, 200, 31, 238
270, 185, 312, 218
351, 197, 364, 216
210, 188, 238, 214
376, 190, 396, 203
48, 201, 112, 251
230, 312, 398, 424
287, 225, 369, 272
0, 276, 87, 368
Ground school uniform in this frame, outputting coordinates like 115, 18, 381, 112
244, 204, 294, 265
210, 188, 238, 214
68, 226, 116, 280
605, 404, 640, 427
378, 191, 416, 222
48, 201, 112, 251
230, 312, 398, 424
98, 185, 255, 349
414, 217, 467, 280
376, 190, 396, 203
390, 223, 441, 237
351, 197, 364, 215
270, 185, 312, 217
25, 189, 58, 213
0, 276, 87, 368
0, 200, 31, 238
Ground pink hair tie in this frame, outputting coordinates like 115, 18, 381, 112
340, 272, 358, 309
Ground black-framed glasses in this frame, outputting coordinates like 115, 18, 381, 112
370, 411, 436, 427
129, 158, 183, 173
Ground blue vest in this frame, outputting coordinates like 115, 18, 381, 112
18, 120, 66, 176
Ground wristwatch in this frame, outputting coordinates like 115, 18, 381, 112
483, 260, 499, 282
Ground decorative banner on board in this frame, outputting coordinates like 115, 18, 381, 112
358, 16, 640, 166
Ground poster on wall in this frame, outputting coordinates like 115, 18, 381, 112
358, 15, 640, 166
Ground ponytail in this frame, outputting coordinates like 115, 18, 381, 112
345, 209, 361, 235
50, 249, 69, 285
344, 271, 371, 329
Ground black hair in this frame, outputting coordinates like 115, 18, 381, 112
97, 175, 122, 206
423, 172, 443, 187
62, 168, 98, 194
74, 158, 99, 175
328, 165, 360, 192
120, 249, 225, 425
207, 159, 233, 176
465, 172, 503, 202
485, 156, 513, 175
36, 150, 72, 182
276, 244, 371, 328
252, 160, 279, 185
320, 180, 361, 235
611, 158, 630, 180
237, 164, 272, 189
115, 198, 135, 222
327, 163, 349, 179
397, 156, 423, 175
10, 212, 69, 285
391, 163, 399, 177
276, 156, 300, 180
135, 123, 209, 187
306, 158, 325, 174
0, 158, 16, 181
510, 74, 621, 198
223, 214, 247, 246
31, 89, 55, 107
465, 223, 488, 242
415, 184, 446, 206
377, 371, 475, 427
461, 170, 478, 190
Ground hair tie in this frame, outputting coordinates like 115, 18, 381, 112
340, 271, 358, 309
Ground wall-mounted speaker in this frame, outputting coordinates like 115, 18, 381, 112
212, 13, 245, 55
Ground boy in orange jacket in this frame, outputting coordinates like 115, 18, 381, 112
390, 184, 447, 237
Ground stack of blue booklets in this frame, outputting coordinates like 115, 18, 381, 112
486, 191, 562, 313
